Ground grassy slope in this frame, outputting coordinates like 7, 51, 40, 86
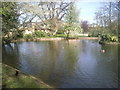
2, 63, 52, 88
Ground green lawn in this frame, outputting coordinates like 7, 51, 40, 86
2, 64, 52, 88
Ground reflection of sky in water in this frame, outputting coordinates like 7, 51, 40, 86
3, 40, 118, 88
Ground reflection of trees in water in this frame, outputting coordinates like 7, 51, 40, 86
100, 45, 118, 71
3, 41, 119, 87
40, 41, 67, 85
64, 40, 79, 75
33, 41, 62, 86
34, 40, 79, 86
48, 41, 60, 56
80, 40, 88, 53
100, 44, 118, 63
2, 43, 20, 68
101, 45, 118, 56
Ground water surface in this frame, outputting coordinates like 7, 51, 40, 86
2, 40, 118, 88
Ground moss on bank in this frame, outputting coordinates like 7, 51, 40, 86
2, 63, 53, 88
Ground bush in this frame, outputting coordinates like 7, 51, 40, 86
54, 34, 66, 37
23, 34, 33, 39
17, 31, 23, 38
100, 33, 118, 42
88, 29, 102, 37
34, 31, 48, 37
89, 28, 118, 42
56, 29, 64, 34
111, 36, 118, 42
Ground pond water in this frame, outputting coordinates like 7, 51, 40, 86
2, 40, 119, 88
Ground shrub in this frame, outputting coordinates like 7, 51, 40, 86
111, 36, 118, 42
89, 28, 118, 42
56, 29, 64, 34
54, 34, 66, 37
88, 29, 102, 37
17, 30, 23, 38
34, 31, 48, 37
23, 34, 33, 39
100, 33, 118, 42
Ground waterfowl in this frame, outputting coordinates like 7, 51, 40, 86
100, 50, 105, 53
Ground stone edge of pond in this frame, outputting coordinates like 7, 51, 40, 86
2, 63, 53, 88
11, 37, 99, 43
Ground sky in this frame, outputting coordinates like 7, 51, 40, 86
75, 2, 103, 24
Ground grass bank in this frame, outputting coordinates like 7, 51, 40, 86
2, 63, 53, 88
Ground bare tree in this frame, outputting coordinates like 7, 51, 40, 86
108, 2, 112, 30
18, 2, 72, 35
118, 1, 120, 41
94, 2, 118, 35
81, 20, 89, 33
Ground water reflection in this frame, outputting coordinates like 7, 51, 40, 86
2, 40, 118, 88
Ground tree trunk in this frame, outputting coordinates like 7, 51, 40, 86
109, 2, 112, 30
118, 1, 120, 42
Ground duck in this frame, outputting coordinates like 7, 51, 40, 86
100, 50, 105, 53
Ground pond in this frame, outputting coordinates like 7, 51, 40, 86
2, 39, 119, 88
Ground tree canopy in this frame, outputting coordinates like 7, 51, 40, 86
1, 2, 19, 43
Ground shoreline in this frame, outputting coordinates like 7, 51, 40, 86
11, 37, 99, 42
2, 63, 53, 88
3, 37, 120, 45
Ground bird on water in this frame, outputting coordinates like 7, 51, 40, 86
100, 50, 105, 53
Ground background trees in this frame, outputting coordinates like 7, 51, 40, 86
118, 1, 120, 42
64, 2, 82, 38
92, 2, 119, 42
1, 2, 75, 43
81, 20, 89, 33
1, 1, 119, 43
94, 2, 118, 34
18, 2, 72, 35
1, 2, 19, 43
18, 2, 82, 39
